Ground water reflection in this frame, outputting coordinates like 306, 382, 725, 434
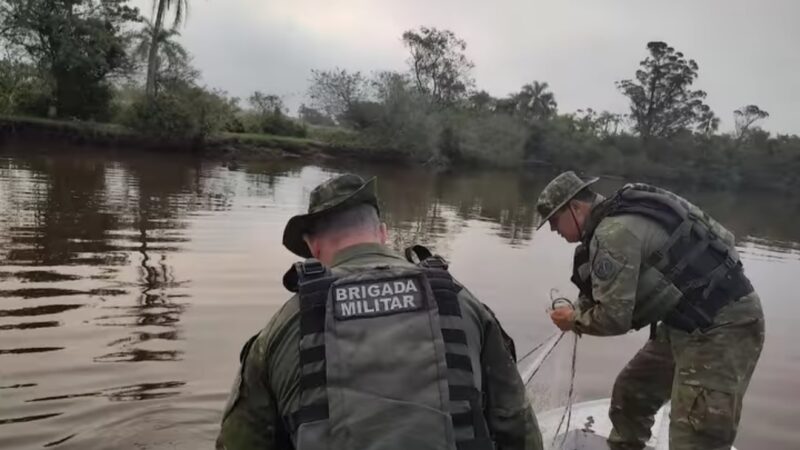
0, 271, 82, 282
44, 433, 77, 447
0, 412, 63, 426
351, 167, 542, 252
1, 153, 799, 449
0, 304, 83, 317
0, 383, 37, 389
0, 321, 60, 330
26, 380, 186, 403
0, 346, 64, 355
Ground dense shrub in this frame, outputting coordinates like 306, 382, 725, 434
123, 82, 237, 143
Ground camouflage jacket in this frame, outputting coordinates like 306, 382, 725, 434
217, 243, 542, 450
571, 210, 750, 336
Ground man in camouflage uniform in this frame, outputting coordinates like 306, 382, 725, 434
217, 173, 543, 450
536, 171, 765, 450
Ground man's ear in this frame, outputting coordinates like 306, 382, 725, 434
567, 201, 577, 214
303, 235, 318, 259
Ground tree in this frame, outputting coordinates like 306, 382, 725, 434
298, 104, 335, 126
402, 26, 474, 105
0, 0, 140, 119
597, 111, 624, 136
307, 68, 366, 123
145, 0, 188, 98
514, 81, 557, 121
617, 41, 715, 139
248, 91, 285, 116
132, 19, 190, 89
574, 108, 599, 134
243, 91, 306, 137
466, 90, 495, 112
0, 51, 41, 114
734, 105, 769, 140
696, 105, 720, 136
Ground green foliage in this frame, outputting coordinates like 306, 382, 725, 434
734, 105, 769, 140
0, 0, 140, 120
123, 81, 238, 143
298, 104, 336, 127
254, 114, 307, 138
617, 42, 716, 139
307, 68, 367, 123
0, 56, 49, 115
509, 81, 558, 121
248, 91, 285, 116
402, 27, 474, 105
240, 91, 307, 138
131, 19, 193, 93
145, 0, 190, 97
357, 71, 441, 158
445, 111, 529, 167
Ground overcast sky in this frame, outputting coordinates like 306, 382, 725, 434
131, 0, 799, 134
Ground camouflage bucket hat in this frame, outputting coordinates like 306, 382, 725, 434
535, 171, 599, 229
282, 173, 380, 258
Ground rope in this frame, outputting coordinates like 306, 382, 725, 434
516, 331, 559, 364
551, 332, 578, 449
522, 331, 565, 386
515, 290, 580, 448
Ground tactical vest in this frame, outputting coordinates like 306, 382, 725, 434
573, 183, 753, 332
282, 255, 494, 450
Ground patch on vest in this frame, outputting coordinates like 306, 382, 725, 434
593, 252, 623, 281
333, 277, 425, 320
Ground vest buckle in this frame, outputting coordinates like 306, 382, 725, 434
302, 260, 326, 276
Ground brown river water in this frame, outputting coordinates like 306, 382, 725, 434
0, 149, 798, 449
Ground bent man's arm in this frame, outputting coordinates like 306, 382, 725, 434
477, 302, 543, 450
216, 332, 284, 450
573, 220, 642, 336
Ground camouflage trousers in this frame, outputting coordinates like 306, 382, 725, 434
607, 293, 765, 450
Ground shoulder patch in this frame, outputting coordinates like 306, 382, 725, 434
592, 251, 624, 281
332, 275, 426, 320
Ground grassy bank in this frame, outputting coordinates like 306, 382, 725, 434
0, 115, 410, 164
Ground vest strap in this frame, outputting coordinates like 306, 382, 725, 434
299, 345, 325, 365
446, 353, 474, 373
456, 439, 495, 450
285, 403, 329, 431
442, 328, 468, 345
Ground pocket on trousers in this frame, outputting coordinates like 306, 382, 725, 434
675, 381, 736, 442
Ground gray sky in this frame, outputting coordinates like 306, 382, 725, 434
132, 0, 799, 135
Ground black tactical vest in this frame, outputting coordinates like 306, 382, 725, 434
573, 183, 754, 332
283, 255, 494, 450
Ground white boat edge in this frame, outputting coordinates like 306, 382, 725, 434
517, 334, 739, 450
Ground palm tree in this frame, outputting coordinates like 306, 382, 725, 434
517, 81, 557, 121
134, 20, 189, 93
145, 0, 189, 97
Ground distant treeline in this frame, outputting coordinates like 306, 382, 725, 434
0, 2, 797, 191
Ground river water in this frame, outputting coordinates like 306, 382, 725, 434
0, 149, 798, 449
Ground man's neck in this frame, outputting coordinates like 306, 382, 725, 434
318, 237, 383, 266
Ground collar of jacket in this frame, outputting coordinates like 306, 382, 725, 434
330, 243, 405, 267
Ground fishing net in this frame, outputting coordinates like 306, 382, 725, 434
516, 293, 581, 450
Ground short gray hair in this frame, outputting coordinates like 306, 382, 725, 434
308, 203, 380, 239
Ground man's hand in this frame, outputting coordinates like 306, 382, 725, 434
550, 307, 575, 331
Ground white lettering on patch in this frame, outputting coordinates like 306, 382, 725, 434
334, 277, 425, 320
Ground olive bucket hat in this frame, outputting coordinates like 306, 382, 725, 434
282, 173, 379, 258
535, 171, 599, 229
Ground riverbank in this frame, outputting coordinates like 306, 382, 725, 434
0, 116, 410, 165
2, 115, 799, 196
